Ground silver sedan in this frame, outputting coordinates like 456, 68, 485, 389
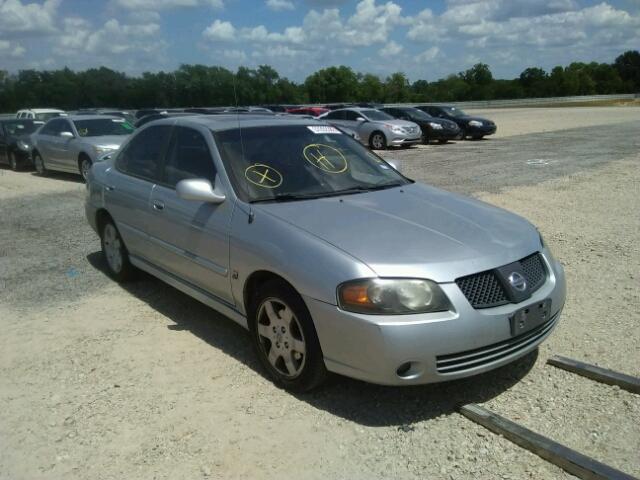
32, 115, 134, 181
85, 115, 566, 391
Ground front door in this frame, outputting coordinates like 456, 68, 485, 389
147, 126, 234, 305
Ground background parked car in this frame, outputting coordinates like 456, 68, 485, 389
287, 107, 330, 117
76, 109, 136, 125
381, 106, 461, 144
16, 108, 66, 122
415, 105, 496, 140
0, 118, 39, 170
319, 107, 421, 150
31, 115, 134, 180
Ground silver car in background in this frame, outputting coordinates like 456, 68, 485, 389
32, 115, 134, 180
319, 107, 421, 150
85, 115, 566, 392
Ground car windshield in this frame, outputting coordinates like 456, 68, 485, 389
215, 125, 410, 203
402, 108, 432, 121
441, 106, 467, 117
73, 118, 135, 137
3, 121, 37, 136
35, 112, 64, 121
361, 109, 394, 121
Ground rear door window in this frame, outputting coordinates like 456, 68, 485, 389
116, 125, 172, 183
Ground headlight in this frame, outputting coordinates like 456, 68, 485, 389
338, 278, 452, 315
94, 145, 115, 155
468, 120, 483, 127
429, 122, 443, 130
390, 126, 405, 134
17, 140, 31, 151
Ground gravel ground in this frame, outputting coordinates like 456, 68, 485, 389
0, 107, 639, 480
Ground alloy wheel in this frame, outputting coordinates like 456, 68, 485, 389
256, 298, 307, 378
103, 223, 123, 274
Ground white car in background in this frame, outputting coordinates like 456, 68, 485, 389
16, 108, 67, 122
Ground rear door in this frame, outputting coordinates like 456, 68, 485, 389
147, 126, 234, 305
105, 125, 172, 261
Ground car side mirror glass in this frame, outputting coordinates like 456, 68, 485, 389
386, 159, 401, 172
176, 177, 226, 204
60, 131, 74, 138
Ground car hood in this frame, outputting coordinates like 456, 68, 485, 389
79, 135, 128, 147
256, 183, 540, 282
373, 119, 418, 128
457, 115, 494, 124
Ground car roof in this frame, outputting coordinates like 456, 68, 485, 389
72, 114, 123, 120
148, 114, 326, 132
20, 108, 65, 113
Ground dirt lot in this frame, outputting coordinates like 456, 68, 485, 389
1, 107, 639, 480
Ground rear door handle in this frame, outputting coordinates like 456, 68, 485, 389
153, 201, 165, 211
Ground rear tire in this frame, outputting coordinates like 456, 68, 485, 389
369, 131, 387, 150
33, 151, 48, 176
249, 279, 328, 392
100, 218, 134, 282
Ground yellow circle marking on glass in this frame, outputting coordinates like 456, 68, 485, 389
303, 143, 348, 174
245, 163, 283, 189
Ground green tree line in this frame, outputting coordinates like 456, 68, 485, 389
0, 51, 638, 111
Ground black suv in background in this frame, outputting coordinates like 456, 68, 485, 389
415, 105, 496, 140
381, 106, 461, 144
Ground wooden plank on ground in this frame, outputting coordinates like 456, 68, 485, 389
547, 355, 640, 394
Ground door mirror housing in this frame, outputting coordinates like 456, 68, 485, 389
60, 131, 74, 138
176, 177, 226, 204
386, 159, 401, 172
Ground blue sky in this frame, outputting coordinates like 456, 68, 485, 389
1, 0, 639, 81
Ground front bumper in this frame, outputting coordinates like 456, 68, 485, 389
466, 124, 497, 137
388, 134, 422, 147
306, 250, 565, 386
425, 128, 461, 141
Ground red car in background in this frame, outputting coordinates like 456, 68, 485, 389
287, 107, 330, 117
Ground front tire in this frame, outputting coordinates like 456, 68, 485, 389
249, 279, 328, 392
369, 131, 387, 150
33, 151, 48, 176
8, 152, 19, 171
79, 156, 92, 182
100, 219, 134, 282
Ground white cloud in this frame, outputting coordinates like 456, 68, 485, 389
0, 0, 60, 35
416, 46, 440, 62
113, 0, 223, 10
380, 40, 403, 57
0, 39, 26, 57
266, 0, 294, 11
203, 19, 236, 41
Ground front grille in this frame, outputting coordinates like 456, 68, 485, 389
456, 271, 508, 308
456, 253, 547, 309
436, 312, 558, 374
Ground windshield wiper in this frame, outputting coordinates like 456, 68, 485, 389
250, 183, 405, 204
250, 192, 327, 203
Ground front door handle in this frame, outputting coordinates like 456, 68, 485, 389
153, 201, 165, 211
105, 185, 115, 192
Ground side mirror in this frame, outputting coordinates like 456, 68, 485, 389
60, 131, 74, 138
386, 159, 401, 172
176, 178, 226, 204
356, 117, 366, 122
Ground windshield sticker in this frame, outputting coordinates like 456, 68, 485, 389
245, 164, 283, 189
307, 126, 342, 135
303, 144, 348, 174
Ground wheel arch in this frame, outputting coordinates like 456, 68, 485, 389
95, 208, 113, 235
243, 270, 301, 317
